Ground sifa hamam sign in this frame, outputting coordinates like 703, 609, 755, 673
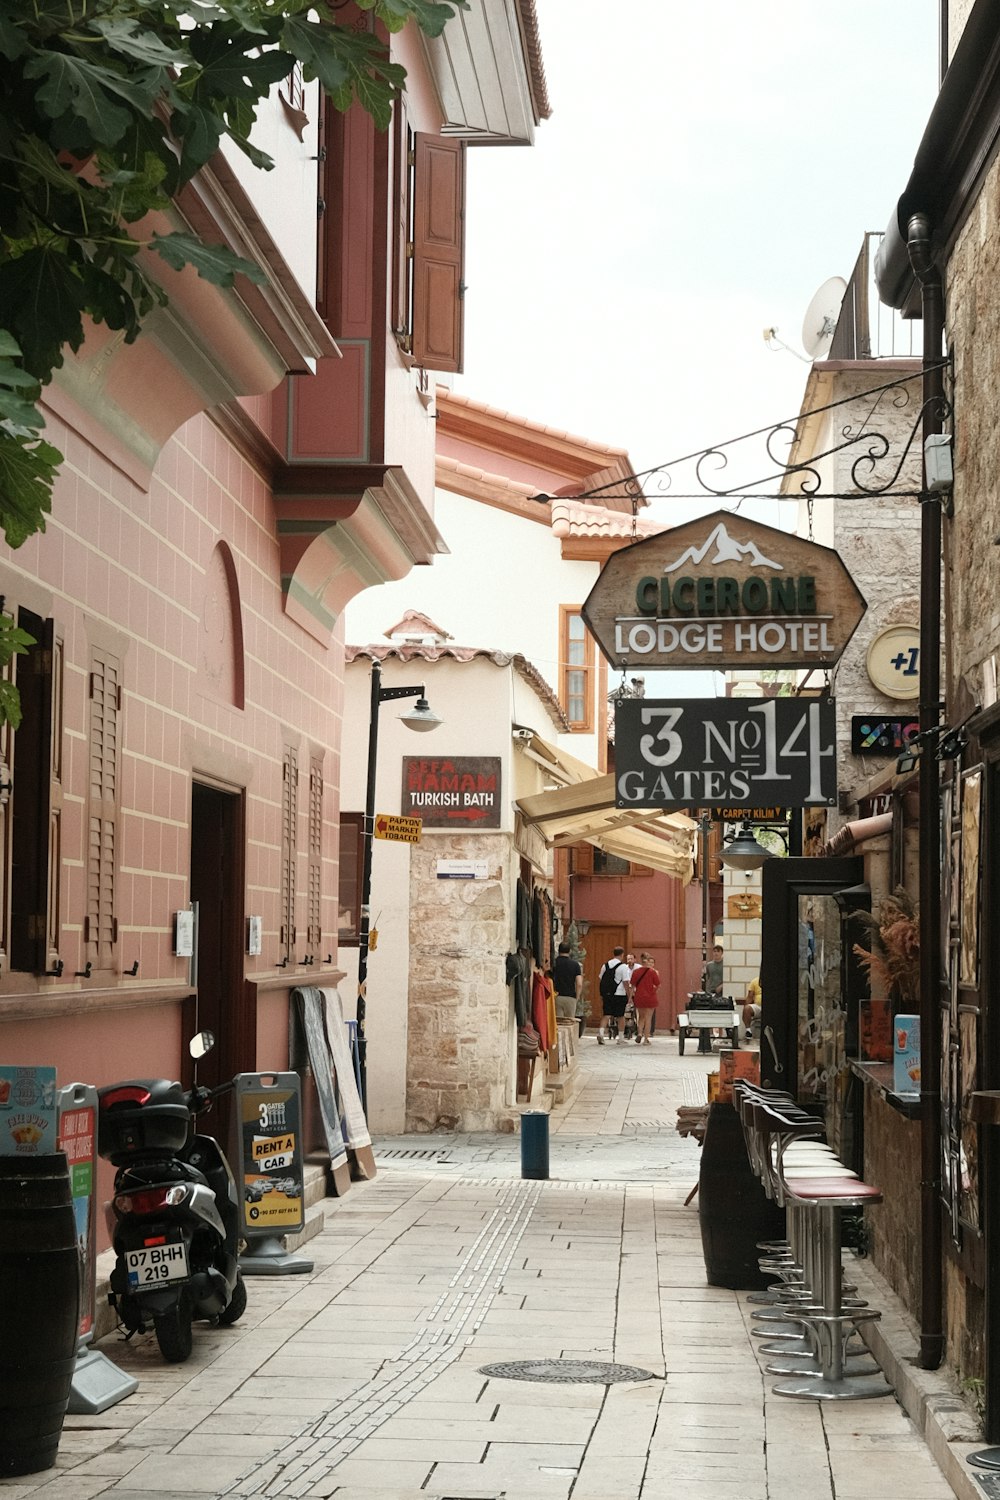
582, 511, 866, 669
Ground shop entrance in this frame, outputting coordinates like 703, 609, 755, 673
582, 924, 630, 1027
189, 781, 246, 1135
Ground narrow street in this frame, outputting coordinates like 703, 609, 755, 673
14, 1039, 983, 1500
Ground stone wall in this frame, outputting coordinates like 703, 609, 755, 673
946, 151, 1000, 706
405, 832, 514, 1132
828, 371, 923, 812
862, 1084, 922, 1311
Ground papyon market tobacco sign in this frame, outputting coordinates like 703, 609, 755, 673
582, 511, 866, 670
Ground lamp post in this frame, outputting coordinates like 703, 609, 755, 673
357, 657, 440, 1116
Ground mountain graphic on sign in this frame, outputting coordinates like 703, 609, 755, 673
663, 522, 783, 574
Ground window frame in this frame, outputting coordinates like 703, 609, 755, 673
338, 812, 364, 947
560, 606, 595, 732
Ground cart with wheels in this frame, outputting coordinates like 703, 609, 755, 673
678, 993, 740, 1054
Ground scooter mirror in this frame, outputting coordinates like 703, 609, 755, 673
189, 1030, 216, 1060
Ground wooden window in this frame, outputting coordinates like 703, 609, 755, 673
560, 608, 594, 732
9, 609, 63, 973
280, 745, 298, 963
592, 848, 632, 877
84, 646, 119, 973
338, 813, 364, 946
307, 753, 324, 954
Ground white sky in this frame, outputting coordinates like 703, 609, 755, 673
455, 0, 939, 534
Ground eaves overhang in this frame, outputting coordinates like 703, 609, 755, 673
875, 0, 1000, 309
420, 0, 550, 144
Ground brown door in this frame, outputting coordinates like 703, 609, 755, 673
582, 923, 630, 1026
189, 782, 246, 1136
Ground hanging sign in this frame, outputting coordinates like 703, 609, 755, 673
850, 715, 919, 756
401, 756, 501, 828
615, 697, 837, 808
582, 510, 865, 670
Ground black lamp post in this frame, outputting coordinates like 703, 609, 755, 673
357, 657, 440, 1116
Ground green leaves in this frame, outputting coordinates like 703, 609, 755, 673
152, 232, 266, 288
0, 0, 468, 600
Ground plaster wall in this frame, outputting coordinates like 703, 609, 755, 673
343, 489, 602, 764
219, 86, 321, 310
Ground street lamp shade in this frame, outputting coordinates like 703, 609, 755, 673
400, 697, 442, 732
720, 823, 773, 870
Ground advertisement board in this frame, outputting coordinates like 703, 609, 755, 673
401, 756, 501, 828
232, 1073, 306, 1239
615, 698, 837, 808
0, 1065, 58, 1154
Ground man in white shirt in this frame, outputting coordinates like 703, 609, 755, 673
597, 947, 633, 1044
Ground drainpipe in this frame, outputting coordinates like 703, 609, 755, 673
907, 211, 945, 1372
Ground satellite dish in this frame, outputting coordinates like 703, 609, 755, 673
801, 275, 847, 360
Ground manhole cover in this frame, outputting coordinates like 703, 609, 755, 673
478, 1358, 656, 1384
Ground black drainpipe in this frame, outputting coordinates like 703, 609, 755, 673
906, 211, 944, 1372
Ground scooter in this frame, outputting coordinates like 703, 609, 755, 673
97, 1032, 246, 1362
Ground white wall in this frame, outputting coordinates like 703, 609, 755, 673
343, 488, 604, 762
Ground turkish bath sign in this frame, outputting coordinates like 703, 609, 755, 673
582, 511, 866, 670
401, 756, 502, 828
615, 698, 838, 808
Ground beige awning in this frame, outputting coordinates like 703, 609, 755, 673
516, 739, 697, 883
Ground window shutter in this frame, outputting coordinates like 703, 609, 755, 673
86, 648, 120, 970
307, 755, 324, 950
391, 104, 413, 346
411, 133, 465, 373
281, 746, 298, 959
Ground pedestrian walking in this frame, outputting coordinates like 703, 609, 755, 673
596, 947, 632, 1044
552, 941, 582, 1021
630, 951, 660, 1043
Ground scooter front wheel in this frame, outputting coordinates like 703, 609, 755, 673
153, 1294, 193, 1363
218, 1271, 247, 1327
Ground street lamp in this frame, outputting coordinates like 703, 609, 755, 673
719, 822, 775, 871
356, 657, 441, 1115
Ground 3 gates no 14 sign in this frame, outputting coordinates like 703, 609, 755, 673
615, 698, 838, 809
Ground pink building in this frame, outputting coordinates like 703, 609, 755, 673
0, 7, 548, 1245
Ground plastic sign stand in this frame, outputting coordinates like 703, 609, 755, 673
58, 1083, 138, 1414
232, 1072, 313, 1276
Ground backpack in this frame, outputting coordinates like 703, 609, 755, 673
599, 959, 621, 1002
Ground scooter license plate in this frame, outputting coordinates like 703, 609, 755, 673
125, 1241, 189, 1289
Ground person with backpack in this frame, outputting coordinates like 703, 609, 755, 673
596, 947, 632, 1044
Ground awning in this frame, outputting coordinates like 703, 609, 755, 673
515, 738, 697, 883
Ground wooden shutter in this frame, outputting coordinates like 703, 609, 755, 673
411, 133, 466, 373
281, 745, 298, 961
337, 813, 364, 945
307, 754, 324, 952
86, 647, 120, 971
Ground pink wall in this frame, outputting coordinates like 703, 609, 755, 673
573, 870, 708, 1029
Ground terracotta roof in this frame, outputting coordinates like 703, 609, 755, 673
384, 610, 452, 641
549, 498, 665, 541
346, 643, 569, 732
516, 0, 551, 121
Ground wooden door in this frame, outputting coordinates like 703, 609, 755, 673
582, 923, 630, 1026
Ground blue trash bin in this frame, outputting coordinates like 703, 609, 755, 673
520, 1111, 549, 1180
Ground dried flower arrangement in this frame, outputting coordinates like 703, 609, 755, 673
852, 887, 920, 1009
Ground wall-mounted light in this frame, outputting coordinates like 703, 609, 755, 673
719, 823, 774, 871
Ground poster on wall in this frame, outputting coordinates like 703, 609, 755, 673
401, 756, 502, 828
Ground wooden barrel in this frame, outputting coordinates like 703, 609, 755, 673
0, 1153, 80, 1476
698, 1102, 785, 1289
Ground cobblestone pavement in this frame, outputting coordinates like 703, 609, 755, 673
6, 1035, 987, 1498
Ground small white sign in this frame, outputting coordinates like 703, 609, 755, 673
436, 859, 489, 881
174, 910, 194, 957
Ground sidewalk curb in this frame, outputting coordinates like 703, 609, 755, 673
853, 1255, 984, 1500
